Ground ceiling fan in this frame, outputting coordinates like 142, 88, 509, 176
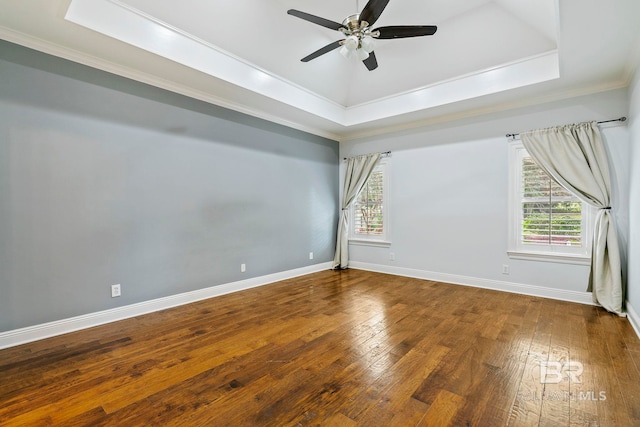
287, 0, 437, 71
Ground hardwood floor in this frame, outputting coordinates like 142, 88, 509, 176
1, 269, 639, 426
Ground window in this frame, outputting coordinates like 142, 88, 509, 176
349, 161, 390, 246
508, 142, 592, 263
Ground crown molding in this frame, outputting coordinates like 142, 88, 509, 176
621, 31, 640, 86
64, 0, 562, 129
339, 79, 630, 142
65, 0, 347, 124
1, 24, 629, 145
0, 26, 342, 142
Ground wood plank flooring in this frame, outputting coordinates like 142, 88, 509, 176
1, 269, 639, 426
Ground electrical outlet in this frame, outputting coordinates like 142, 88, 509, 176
241, 263, 246, 273
502, 265, 510, 275
309, 252, 314, 260
111, 284, 121, 298
390, 252, 395, 261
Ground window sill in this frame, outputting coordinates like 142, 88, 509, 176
507, 250, 590, 266
349, 239, 392, 248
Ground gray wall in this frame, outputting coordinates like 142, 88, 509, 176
628, 63, 640, 315
0, 41, 339, 332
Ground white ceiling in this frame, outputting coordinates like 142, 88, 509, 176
0, 0, 639, 141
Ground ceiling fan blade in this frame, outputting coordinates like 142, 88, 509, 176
287, 9, 346, 31
363, 51, 378, 71
374, 25, 438, 39
359, 0, 391, 26
301, 40, 344, 62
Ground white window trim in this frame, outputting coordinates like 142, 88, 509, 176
349, 160, 391, 247
507, 141, 594, 265
348, 239, 392, 247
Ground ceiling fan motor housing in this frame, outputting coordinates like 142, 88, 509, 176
340, 13, 377, 52
343, 14, 366, 32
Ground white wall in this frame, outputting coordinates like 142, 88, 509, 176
628, 66, 640, 317
341, 89, 630, 296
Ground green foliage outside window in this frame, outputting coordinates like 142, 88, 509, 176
521, 157, 582, 246
355, 169, 384, 235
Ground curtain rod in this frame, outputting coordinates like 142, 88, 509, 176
343, 151, 391, 161
506, 117, 627, 140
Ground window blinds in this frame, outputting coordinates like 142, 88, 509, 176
521, 157, 582, 247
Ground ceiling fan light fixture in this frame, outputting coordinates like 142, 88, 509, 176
339, 45, 354, 59
356, 48, 370, 61
343, 35, 359, 51
360, 37, 375, 53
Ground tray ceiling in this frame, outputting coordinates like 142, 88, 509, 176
0, 0, 638, 140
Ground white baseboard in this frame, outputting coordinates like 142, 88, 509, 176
4, 261, 629, 350
627, 302, 640, 340
0, 262, 332, 350
349, 261, 595, 305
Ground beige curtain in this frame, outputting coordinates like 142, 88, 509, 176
333, 153, 381, 269
521, 122, 624, 315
